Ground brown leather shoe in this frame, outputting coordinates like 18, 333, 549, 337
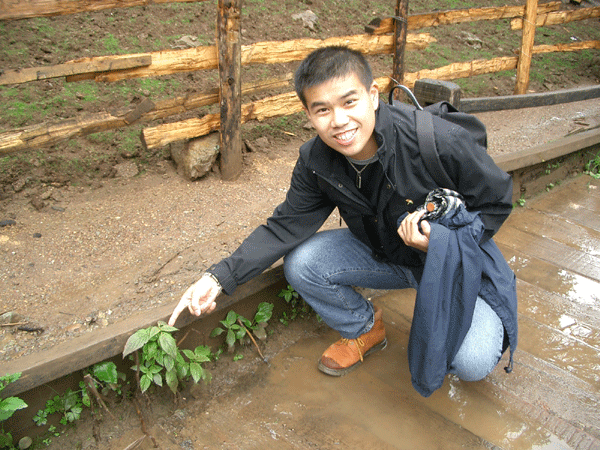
318, 305, 387, 376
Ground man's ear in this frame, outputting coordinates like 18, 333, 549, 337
370, 82, 380, 110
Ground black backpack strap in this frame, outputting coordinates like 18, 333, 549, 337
414, 109, 457, 191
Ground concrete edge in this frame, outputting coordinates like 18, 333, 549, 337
2, 127, 600, 398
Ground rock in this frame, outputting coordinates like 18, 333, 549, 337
0, 312, 23, 325
30, 197, 45, 211
18, 436, 32, 449
172, 35, 199, 49
171, 134, 220, 181
292, 10, 318, 31
0, 219, 16, 227
12, 178, 29, 192
113, 161, 139, 178
460, 31, 483, 49
33, 233, 42, 238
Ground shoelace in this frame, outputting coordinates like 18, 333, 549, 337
339, 337, 366, 362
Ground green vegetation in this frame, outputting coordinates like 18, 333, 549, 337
0, 373, 28, 449
585, 152, 600, 179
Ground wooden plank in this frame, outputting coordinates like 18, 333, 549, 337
511, 6, 600, 30
0, 0, 208, 21
217, 0, 243, 181
67, 33, 435, 83
514, 0, 537, 95
0, 56, 152, 86
0, 264, 284, 397
517, 279, 600, 351
496, 223, 600, 282
499, 243, 600, 310
507, 206, 600, 258
461, 84, 600, 113
365, 2, 561, 34
517, 313, 600, 389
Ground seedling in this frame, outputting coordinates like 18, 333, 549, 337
210, 302, 274, 359
0, 373, 28, 449
278, 285, 313, 325
123, 321, 212, 395
585, 152, 600, 179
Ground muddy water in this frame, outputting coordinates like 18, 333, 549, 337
165, 312, 572, 450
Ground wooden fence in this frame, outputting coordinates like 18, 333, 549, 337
0, 0, 599, 179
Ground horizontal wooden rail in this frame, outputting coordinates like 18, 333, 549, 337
511, 6, 600, 30
66, 33, 435, 83
0, 75, 292, 154
0, 55, 151, 86
0, 0, 209, 21
366, 1, 561, 34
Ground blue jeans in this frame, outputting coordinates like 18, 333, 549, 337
283, 229, 504, 382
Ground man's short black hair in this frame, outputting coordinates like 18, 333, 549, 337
294, 46, 374, 108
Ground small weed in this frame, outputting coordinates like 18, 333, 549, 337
210, 302, 274, 354
278, 285, 314, 325
515, 196, 526, 207
585, 152, 600, 179
0, 373, 28, 449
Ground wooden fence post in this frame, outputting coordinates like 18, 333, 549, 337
392, 0, 409, 98
217, 0, 243, 180
514, 0, 538, 95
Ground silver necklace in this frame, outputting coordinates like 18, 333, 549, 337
345, 154, 378, 189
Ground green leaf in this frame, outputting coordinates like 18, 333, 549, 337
140, 374, 151, 393
153, 373, 163, 387
224, 310, 238, 326
158, 332, 178, 359
163, 354, 175, 372
193, 345, 212, 362
182, 349, 195, 360
226, 328, 236, 349
189, 362, 204, 383
0, 431, 13, 448
210, 327, 225, 337
157, 321, 179, 333
92, 361, 118, 384
123, 328, 153, 357
0, 397, 28, 421
165, 369, 178, 395
254, 302, 274, 323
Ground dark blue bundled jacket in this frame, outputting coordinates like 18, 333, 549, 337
406, 201, 517, 397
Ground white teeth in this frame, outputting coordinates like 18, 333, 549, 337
335, 129, 356, 143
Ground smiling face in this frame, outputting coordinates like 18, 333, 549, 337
303, 73, 380, 161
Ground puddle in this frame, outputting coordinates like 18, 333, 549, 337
171, 322, 575, 449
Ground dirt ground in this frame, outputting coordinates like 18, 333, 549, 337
1, 1, 600, 447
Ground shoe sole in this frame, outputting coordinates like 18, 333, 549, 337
317, 338, 388, 377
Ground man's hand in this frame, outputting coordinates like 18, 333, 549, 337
397, 210, 431, 252
168, 274, 221, 326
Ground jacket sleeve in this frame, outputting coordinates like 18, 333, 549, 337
209, 154, 335, 295
433, 117, 513, 243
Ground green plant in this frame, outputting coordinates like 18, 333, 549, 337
515, 196, 526, 207
86, 361, 126, 397
33, 387, 86, 427
585, 152, 600, 179
278, 285, 314, 325
210, 302, 274, 356
0, 373, 28, 449
123, 321, 212, 395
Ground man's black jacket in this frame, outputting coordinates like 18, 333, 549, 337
210, 99, 514, 294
